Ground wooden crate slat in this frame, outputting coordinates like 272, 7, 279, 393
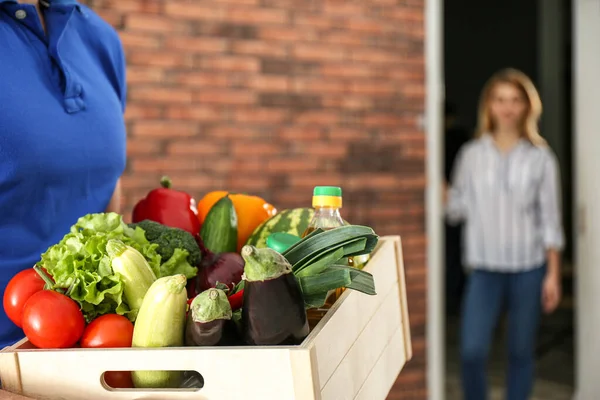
310, 238, 399, 387
320, 283, 402, 399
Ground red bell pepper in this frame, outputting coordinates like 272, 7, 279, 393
227, 290, 244, 311
132, 176, 201, 236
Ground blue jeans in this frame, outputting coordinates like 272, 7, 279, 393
460, 266, 545, 400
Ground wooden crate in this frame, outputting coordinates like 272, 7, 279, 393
0, 236, 411, 400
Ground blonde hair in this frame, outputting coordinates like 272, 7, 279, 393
475, 68, 546, 146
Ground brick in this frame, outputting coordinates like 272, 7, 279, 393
320, 64, 377, 78
131, 158, 204, 173
124, 105, 163, 121
165, 3, 289, 24
362, 113, 413, 127
233, 108, 288, 124
232, 40, 288, 57
293, 44, 349, 62
164, 3, 223, 20
328, 128, 366, 141
125, 67, 165, 84
126, 139, 163, 156
129, 87, 193, 104
322, 96, 373, 110
263, 0, 319, 11
212, 0, 259, 4
351, 81, 397, 95
293, 77, 347, 94
170, 72, 231, 88
128, 51, 193, 68
323, 1, 366, 15
294, 13, 344, 29
321, 31, 365, 46
126, 14, 188, 34
225, 8, 290, 24
259, 93, 320, 109
205, 126, 266, 140
164, 37, 228, 54
258, 27, 317, 42
166, 106, 222, 122
198, 23, 258, 39
167, 142, 224, 156
118, 32, 162, 49
294, 111, 339, 124
267, 158, 320, 172
102, 0, 163, 13
96, 10, 123, 28
345, 18, 386, 33
242, 75, 290, 92
306, 143, 347, 158
289, 174, 345, 189
351, 48, 403, 64
261, 59, 318, 75
279, 127, 324, 141
198, 56, 260, 72
131, 121, 198, 138
232, 142, 280, 156
194, 90, 257, 105
227, 175, 272, 192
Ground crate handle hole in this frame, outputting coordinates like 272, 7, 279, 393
101, 370, 204, 391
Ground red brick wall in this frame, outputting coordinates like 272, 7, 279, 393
88, 0, 427, 397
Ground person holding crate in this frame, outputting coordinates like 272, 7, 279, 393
445, 68, 564, 400
0, 0, 126, 348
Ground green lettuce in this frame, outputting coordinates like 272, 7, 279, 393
39, 213, 162, 322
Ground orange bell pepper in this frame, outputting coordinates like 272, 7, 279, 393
197, 191, 277, 252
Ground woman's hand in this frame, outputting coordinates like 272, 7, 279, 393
542, 270, 562, 314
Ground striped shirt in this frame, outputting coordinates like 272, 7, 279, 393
446, 133, 564, 272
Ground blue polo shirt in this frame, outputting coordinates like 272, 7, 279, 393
0, 0, 127, 348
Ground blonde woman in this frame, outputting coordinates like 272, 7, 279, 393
446, 69, 564, 400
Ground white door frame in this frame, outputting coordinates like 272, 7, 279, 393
573, 1, 600, 399
425, 0, 445, 398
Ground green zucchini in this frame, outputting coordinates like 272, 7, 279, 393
106, 240, 157, 321
131, 274, 188, 389
200, 195, 238, 254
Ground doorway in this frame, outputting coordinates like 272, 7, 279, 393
439, 0, 575, 398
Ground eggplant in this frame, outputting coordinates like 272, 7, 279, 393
240, 245, 309, 346
186, 288, 232, 346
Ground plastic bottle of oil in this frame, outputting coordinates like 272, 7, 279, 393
303, 186, 351, 328
302, 186, 346, 237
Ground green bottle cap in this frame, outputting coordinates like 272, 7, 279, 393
313, 186, 342, 197
266, 232, 302, 254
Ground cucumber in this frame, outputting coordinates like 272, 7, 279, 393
131, 274, 188, 389
200, 195, 238, 254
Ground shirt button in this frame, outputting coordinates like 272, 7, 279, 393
15, 9, 27, 20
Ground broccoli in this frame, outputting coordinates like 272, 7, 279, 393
129, 220, 202, 267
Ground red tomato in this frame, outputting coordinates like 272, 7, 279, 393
22, 290, 85, 349
80, 314, 134, 348
3, 268, 46, 328
104, 371, 134, 389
